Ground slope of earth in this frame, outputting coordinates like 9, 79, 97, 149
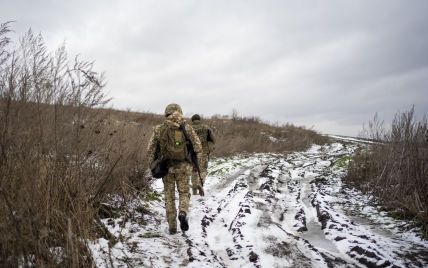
89, 142, 428, 267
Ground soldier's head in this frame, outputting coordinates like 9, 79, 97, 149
191, 114, 201, 122
164, 103, 183, 117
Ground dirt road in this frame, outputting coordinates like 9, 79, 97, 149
90, 142, 428, 267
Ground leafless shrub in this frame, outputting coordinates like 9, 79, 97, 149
347, 107, 428, 236
359, 113, 385, 142
0, 23, 148, 267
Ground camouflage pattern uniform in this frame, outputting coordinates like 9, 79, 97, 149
191, 115, 215, 195
147, 104, 203, 233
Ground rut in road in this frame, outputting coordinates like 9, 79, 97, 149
90, 142, 428, 268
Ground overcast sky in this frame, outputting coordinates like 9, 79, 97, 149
1, 0, 427, 136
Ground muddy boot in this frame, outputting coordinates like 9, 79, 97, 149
178, 211, 189, 232
169, 228, 177, 235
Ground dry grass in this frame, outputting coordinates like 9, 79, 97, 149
102, 111, 330, 159
207, 115, 329, 156
346, 108, 428, 237
0, 23, 148, 267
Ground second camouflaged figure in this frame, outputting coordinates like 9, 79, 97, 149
190, 114, 215, 195
147, 104, 203, 234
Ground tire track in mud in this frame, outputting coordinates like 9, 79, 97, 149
187, 144, 428, 268
200, 164, 265, 238
181, 160, 268, 267
188, 155, 335, 267
188, 160, 273, 267
251, 158, 349, 267
91, 144, 428, 267
195, 156, 340, 267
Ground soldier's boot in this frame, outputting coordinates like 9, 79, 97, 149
169, 228, 177, 235
178, 211, 189, 232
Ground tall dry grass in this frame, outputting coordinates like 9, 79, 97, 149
346, 108, 428, 236
0, 22, 149, 267
207, 115, 329, 156
99, 110, 329, 162
127, 111, 330, 158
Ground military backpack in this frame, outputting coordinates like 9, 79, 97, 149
159, 123, 188, 161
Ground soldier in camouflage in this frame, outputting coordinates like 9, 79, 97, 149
147, 104, 203, 234
190, 114, 215, 195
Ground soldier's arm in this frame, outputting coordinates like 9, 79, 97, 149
146, 126, 161, 168
207, 126, 215, 144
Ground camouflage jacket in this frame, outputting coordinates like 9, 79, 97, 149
147, 112, 203, 168
191, 120, 215, 155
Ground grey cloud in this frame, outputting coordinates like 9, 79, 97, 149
1, 0, 427, 135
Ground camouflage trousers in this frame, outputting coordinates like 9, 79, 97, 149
191, 154, 208, 194
163, 162, 192, 230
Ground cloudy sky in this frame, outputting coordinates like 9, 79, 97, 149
1, 0, 427, 136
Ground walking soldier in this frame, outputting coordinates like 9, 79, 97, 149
190, 114, 215, 196
147, 104, 203, 234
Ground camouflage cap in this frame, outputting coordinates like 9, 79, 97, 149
191, 114, 201, 121
165, 103, 183, 117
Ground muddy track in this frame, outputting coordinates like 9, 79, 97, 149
90, 144, 428, 268
183, 144, 427, 267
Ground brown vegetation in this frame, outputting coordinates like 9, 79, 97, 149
346, 108, 428, 237
0, 22, 147, 266
0, 22, 329, 266
207, 114, 329, 156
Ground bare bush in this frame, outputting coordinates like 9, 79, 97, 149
347, 107, 428, 236
0, 23, 148, 267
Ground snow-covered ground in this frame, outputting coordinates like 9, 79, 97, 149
89, 142, 428, 267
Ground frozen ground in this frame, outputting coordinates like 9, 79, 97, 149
90, 140, 428, 267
